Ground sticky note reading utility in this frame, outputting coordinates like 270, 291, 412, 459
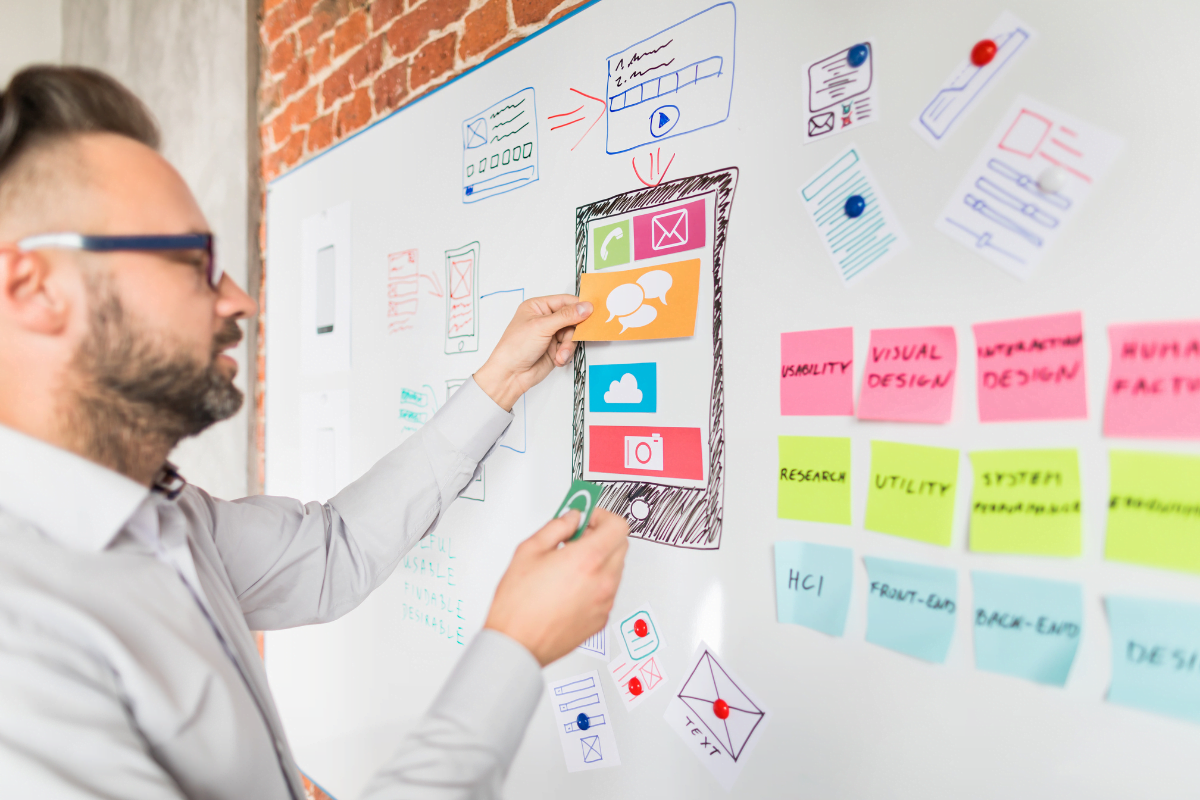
973, 312, 1087, 421
968, 449, 1081, 556
865, 441, 960, 547
780, 328, 854, 416
774, 542, 853, 636
1104, 321, 1200, 440
555, 479, 603, 541
574, 260, 699, 341
1106, 595, 1200, 725
778, 436, 851, 525
857, 326, 957, 423
973, 571, 1082, 686
864, 556, 957, 663
1106, 451, 1200, 575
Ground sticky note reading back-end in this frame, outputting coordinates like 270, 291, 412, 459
1106, 451, 1200, 574
973, 571, 1082, 686
778, 436, 851, 525
774, 542, 853, 636
1105, 321, 1200, 440
969, 449, 1081, 556
780, 328, 854, 416
973, 312, 1086, 422
858, 326, 957, 423
574, 260, 699, 341
1107, 596, 1200, 725
864, 557, 957, 663
865, 441, 960, 546
555, 480, 603, 541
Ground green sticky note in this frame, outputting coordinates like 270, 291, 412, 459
592, 220, 631, 270
865, 440, 960, 547
555, 479, 603, 541
1106, 451, 1200, 574
968, 449, 1082, 556
778, 436, 851, 525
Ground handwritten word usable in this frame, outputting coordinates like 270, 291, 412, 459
977, 335, 1082, 359
780, 468, 846, 483
1109, 495, 1200, 519
786, 569, 824, 596
781, 360, 851, 379
869, 581, 956, 612
873, 474, 952, 496
979, 470, 1064, 488
975, 608, 1079, 637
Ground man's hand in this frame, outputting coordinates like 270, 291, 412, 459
484, 508, 630, 667
473, 294, 593, 411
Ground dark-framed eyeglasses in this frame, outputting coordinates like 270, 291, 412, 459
16, 232, 222, 290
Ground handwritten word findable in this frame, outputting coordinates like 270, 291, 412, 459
979, 470, 1064, 488
780, 469, 847, 483
975, 609, 1079, 637
977, 335, 1082, 359
873, 474, 952, 496
869, 582, 955, 612
781, 360, 852, 379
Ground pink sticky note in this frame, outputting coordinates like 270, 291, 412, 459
857, 327, 957, 423
1104, 321, 1200, 440
780, 328, 854, 415
973, 312, 1087, 422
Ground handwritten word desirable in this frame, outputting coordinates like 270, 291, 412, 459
869, 581, 956, 612
873, 474, 952, 496
781, 360, 852, 379
978, 470, 1064, 488
975, 609, 1079, 637
1109, 495, 1200, 519
780, 468, 847, 483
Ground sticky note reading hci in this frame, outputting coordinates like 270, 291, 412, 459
973, 571, 1083, 686
1107, 595, 1200, 725
969, 449, 1081, 556
1106, 450, 1200, 574
864, 556, 957, 663
778, 436, 851, 525
865, 441, 960, 547
555, 480, 603, 541
774, 541, 853, 636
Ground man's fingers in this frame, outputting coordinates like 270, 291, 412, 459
531, 510, 582, 550
538, 299, 592, 336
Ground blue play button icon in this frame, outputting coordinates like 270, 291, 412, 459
649, 104, 680, 138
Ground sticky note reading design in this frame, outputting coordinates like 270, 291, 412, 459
548, 671, 621, 771
864, 557, 957, 663
780, 328, 854, 416
554, 480, 604, 541
774, 542, 853, 636
1106, 595, 1200, 725
857, 326, 957, 423
778, 436, 851, 525
973, 571, 1083, 686
1104, 321, 1200, 440
865, 441, 960, 547
574, 260, 700, 341
973, 312, 1086, 422
968, 449, 1081, 556
1106, 451, 1200, 575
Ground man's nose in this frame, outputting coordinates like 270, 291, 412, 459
215, 273, 258, 320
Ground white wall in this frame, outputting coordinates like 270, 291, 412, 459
0, 0, 62, 82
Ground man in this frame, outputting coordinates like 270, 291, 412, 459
0, 65, 629, 798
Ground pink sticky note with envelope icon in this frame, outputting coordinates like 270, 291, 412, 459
633, 199, 706, 260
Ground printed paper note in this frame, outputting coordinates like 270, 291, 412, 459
1107, 595, 1200, 725
802, 40, 879, 145
857, 326, 957, 423
1106, 450, 1200, 574
574, 260, 699, 341
608, 603, 668, 710
548, 671, 621, 771
973, 312, 1087, 421
972, 571, 1082, 686
968, 449, 1081, 556
576, 628, 608, 660
554, 479, 603, 541
1104, 321, 1200, 440
864, 557, 957, 663
778, 436, 851, 525
781, 328, 854, 416
774, 542, 853, 636
865, 441, 960, 547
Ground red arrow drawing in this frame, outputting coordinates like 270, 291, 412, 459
632, 147, 676, 187
547, 88, 606, 151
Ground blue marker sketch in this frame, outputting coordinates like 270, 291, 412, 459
461, 88, 538, 203
589, 362, 657, 413
605, 3, 736, 154
548, 671, 621, 771
987, 159, 1071, 210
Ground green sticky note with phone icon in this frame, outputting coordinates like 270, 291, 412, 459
556, 479, 604, 540
593, 220, 630, 269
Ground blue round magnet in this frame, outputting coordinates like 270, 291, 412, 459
844, 194, 866, 218
576, 713, 590, 730
847, 44, 869, 68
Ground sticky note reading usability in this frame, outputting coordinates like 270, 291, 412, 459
774, 542, 853, 636
972, 571, 1083, 686
1104, 321, 1200, 440
778, 436, 851, 525
1106, 450, 1200, 575
973, 312, 1087, 422
574, 260, 699, 341
780, 328, 854, 416
1106, 595, 1200, 725
865, 441, 960, 547
864, 556, 957, 663
968, 449, 1081, 556
857, 326, 957, 423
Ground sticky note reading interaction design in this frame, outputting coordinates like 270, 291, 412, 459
778, 436, 851, 525
858, 326, 957, 423
864, 557, 957, 663
973, 571, 1082, 686
780, 328, 854, 416
1107, 596, 1200, 725
1106, 451, 1200, 575
554, 480, 604, 541
865, 441, 960, 547
774, 542, 853, 636
574, 260, 700, 341
973, 312, 1087, 421
1104, 321, 1200, 440
969, 449, 1081, 556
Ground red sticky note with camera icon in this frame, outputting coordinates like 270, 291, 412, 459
587, 426, 703, 480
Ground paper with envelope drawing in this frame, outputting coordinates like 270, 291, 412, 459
548, 670, 621, 772
574, 260, 700, 341
802, 40, 880, 144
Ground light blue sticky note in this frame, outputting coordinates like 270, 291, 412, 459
972, 571, 1082, 686
774, 542, 853, 636
864, 557, 957, 663
588, 362, 657, 413
1107, 596, 1200, 724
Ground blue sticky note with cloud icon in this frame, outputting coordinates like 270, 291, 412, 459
589, 363, 657, 413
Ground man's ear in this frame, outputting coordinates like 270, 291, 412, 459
0, 246, 72, 336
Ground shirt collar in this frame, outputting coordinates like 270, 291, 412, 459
0, 423, 151, 551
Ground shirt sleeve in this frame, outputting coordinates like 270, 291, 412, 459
200, 377, 513, 630
359, 629, 544, 800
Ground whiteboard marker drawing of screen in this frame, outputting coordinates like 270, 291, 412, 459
573, 168, 736, 549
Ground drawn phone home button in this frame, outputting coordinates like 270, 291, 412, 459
630, 498, 650, 521
649, 105, 680, 138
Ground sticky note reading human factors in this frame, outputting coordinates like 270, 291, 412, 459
574, 260, 700, 341
778, 436, 852, 525
972, 571, 1083, 686
1104, 321, 1200, 440
865, 441, 960, 547
1106, 595, 1200, 725
972, 312, 1087, 421
857, 326, 957, 423
780, 328, 854, 416
864, 556, 957, 663
774, 541, 853, 636
968, 449, 1081, 556
1106, 450, 1200, 575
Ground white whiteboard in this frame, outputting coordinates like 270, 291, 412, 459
263, 1, 1200, 797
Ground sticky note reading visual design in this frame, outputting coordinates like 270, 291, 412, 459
554, 479, 603, 541
1106, 595, 1200, 725
969, 449, 1081, 556
1104, 321, 1200, 440
1106, 450, 1200, 575
864, 556, 957, 663
574, 260, 700, 341
973, 571, 1083, 686
778, 436, 851, 525
973, 312, 1086, 422
865, 441, 960, 547
774, 541, 853, 636
780, 328, 854, 416
857, 326, 957, 423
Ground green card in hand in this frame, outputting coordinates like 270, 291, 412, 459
555, 479, 604, 541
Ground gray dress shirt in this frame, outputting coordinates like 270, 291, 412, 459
0, 378, 544, 799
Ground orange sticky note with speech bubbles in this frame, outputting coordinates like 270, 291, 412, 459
574, 260, 700, 341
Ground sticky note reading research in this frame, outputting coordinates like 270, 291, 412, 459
777, 436, 852, 525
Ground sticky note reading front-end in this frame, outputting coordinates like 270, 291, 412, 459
973, 571, 1083, 686
778, 436, 851, 525
858, 326, 957, 423
774, 541, 853, 636
1104, 321, 1200, 440
574, 260, 700, 341
555, 479, 603, 541
864, 556, 957, 663
1107, 595, 1200, 725
973, 312, 1087, 422
780, 328, 854, 416
969, 449, 1081, 556
1106, 450, 1200, 574
865, 441, 960, 547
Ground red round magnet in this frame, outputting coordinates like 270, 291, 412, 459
628, 677, 644, 696
713, 699, 730, 720
971, 39, 997, 67
634, 619, 649, 637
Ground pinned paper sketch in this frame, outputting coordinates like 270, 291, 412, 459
444, 242, 480, 354
799, 145, 909, 286
548, 671, 621, 772
300, 390, 351, 502
576, 628, 608, 660
574, 261, 699, 341
802, 41, 879, 144
973, 571, 1083, 687
605, 2, 735, 154
462, 87, 539, 202
1106, 595, 1200, 725
301, 202, 352, 374
609, 651, 668, 710
1104, 321, 1200, 440
618, 606, 664, 662
938, 96, 1123, 278
912, 12, 1036, 148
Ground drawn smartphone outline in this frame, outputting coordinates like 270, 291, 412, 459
572, 168, 736, 550
444, 242, 480, 354
315, 244, 336, 334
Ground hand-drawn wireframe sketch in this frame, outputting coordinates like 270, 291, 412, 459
802, 40, 879, 144
574, 168, 737, 549
444, 242, 480, 354
618, 605, 663, 661
664, 642, 768, 790
912, 12, 1036, 148
386, 249, 419, 334
547, 87, 606, 151
301, 202, 352, 374
548, 671, 621, 772
799, 144, 909, 286
300, 389, 351, 503
576, 627, 608, 660
937, 96, 1123, 279
605, 3, 736, 154
462, 87, 538, 203
398, 385, 432, 434
608, 651, 667, 710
